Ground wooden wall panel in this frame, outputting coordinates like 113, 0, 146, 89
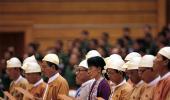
167, 0, 170, 24
0, 0, 157, 2
1, 2, 156, 13
0, 0, 164, 53
0, 14, 157, 24
157, 0, 166, 30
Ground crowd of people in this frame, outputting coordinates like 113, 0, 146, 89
0, 24, 170, 100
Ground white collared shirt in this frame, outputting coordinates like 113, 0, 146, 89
161, 72, 170, 80
89, 77, 104, 100
75, 79, 95, 100
48, 73, 59, 83
14, 75, 23, 84
114, 79, 126, 89
43, 85, 48, 100
148, 76, 160, 86
136, 80, 144, 87
109, 81, 116, 87
33, 79, 44, 87
81, 79, 95, 90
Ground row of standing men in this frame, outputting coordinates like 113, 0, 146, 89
4, 46, 170, 100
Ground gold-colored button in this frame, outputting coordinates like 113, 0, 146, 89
145, 94, 148, 97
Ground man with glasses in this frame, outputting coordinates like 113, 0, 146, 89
60, 60, 95, 100
106, 54, 133, 100
138, 55, 160, 100
42, 54, 69, 100
75, 60, 95, 100
59, 49, 100, 100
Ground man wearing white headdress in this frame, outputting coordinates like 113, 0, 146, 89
23, 62, 46, 99
139, 55, 160, 100
124, 52, 141, 62
58, 50, 100, 100
125, 57, 147, 100
75, 50, 101, 99
106, 55, 133, 100
22, 55, 38, 71
73, 50, 101, 100
124, 52, 141, 85
22, 55, 48, 83
74, 60, 95, 100
58, 60, 94, 100
104, 54, 123, 84
6, 57, 28, 100
42, 54, 69, 100
153, 47, 170, 100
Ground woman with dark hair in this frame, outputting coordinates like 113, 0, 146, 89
87, 56, 111, 100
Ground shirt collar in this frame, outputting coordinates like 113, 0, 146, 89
14, 75, 23, 84
33, 79, 44, 87
109, 81, 116, 87
81, 79, 95, 87
161, 72, 170, 80
136, 80, 144, 87
48, 73, 59, 83
114, 79, 126, 88
148, 76, 161, 86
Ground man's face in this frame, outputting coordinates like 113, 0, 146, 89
6, 68, 19, 80
126, 69, 141, 84
41, 61, 54, 78
153, 54, 165, 74
107, 68, 122, 84
25, 73, 40, 84
143, 26, 150, 33
75, 67, 89, 85
88, 66, 101, 79
69, 54, 79, 66
138, 67, 155, 83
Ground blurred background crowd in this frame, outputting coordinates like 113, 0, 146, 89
0, 24, 170, 97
